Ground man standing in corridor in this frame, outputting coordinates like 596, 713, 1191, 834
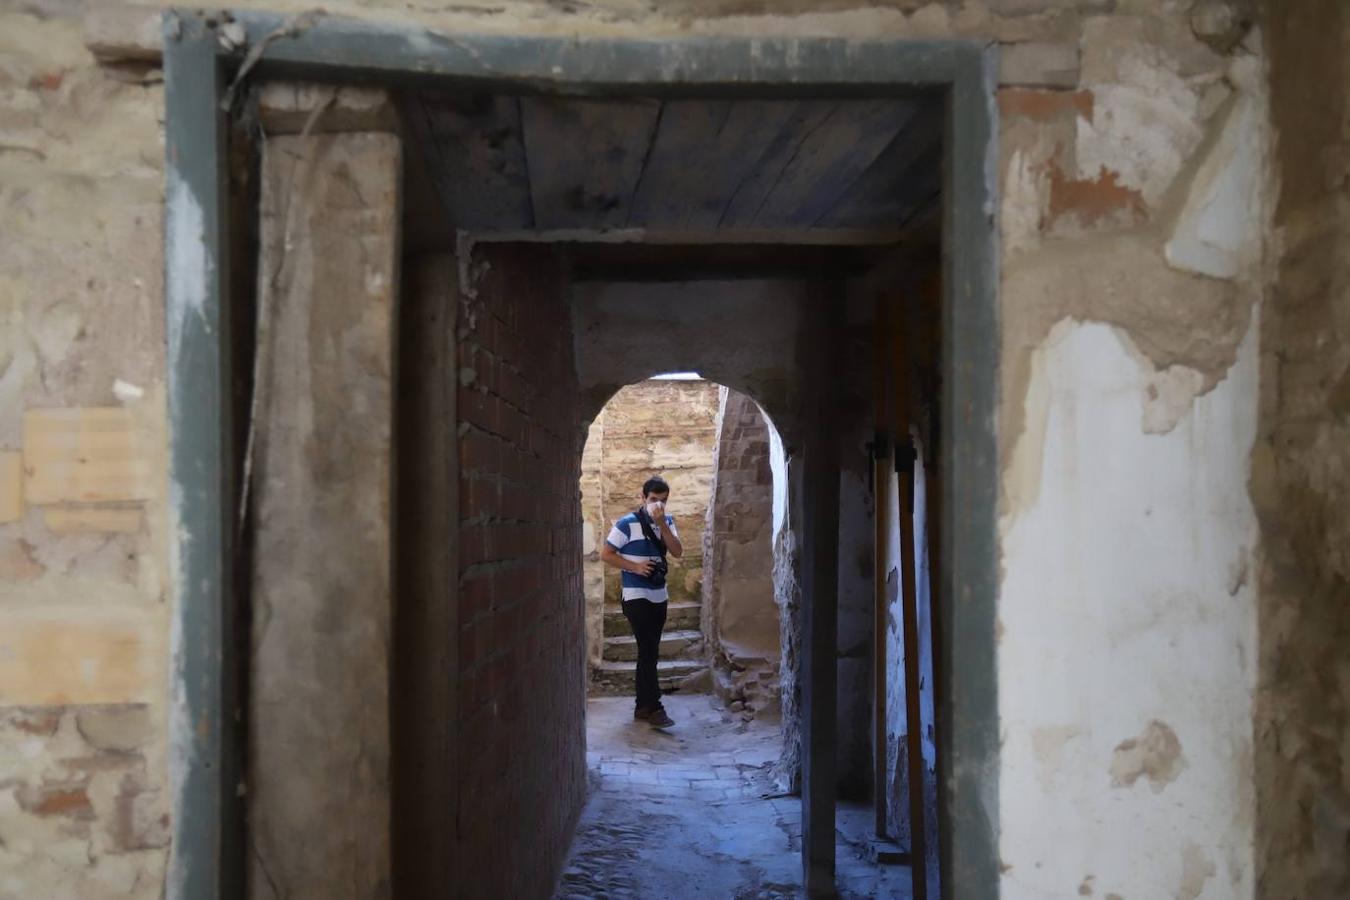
600, 476, 683, 729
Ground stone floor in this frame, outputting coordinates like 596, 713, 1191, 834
555, 694, 917, 899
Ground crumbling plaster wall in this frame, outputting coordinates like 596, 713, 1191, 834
0, 1, 1282, 896
1, 8, 171, 897
1255, 2, 1350, 896
996, 5, 1269, 900
580, 378, 720, 670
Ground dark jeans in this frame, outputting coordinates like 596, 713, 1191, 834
622, 599, 668, 711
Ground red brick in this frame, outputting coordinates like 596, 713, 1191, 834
460, 389, 501, 435
461, 476, 500, 522
459, 572, 494, 619
998, 87, 1094, 123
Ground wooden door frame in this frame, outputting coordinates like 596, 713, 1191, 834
162, 10, 999, 897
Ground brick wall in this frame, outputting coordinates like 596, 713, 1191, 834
454, 243, 587, 898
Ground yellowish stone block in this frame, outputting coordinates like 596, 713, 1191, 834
0, 609, 156, 706
23, 408, 155, 504
45, 505, 143, 534
0, 452, 21, 522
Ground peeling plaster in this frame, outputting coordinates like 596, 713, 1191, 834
1110, 720, 1187, 792
1178, 842, 1217, 900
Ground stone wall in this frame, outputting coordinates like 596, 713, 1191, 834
1255, 2, 1350, 896
580, 378, 720, 669
455, 243, 587, 898
570, 278, 828, 794
0, 1, 1295, 897
702, 387, 780, 715
1, 8, 170, 896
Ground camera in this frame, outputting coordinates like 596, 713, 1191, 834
649, 558, 669, 588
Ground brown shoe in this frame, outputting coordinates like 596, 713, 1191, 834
648, 705, 674, 729
634, 705, 654, 721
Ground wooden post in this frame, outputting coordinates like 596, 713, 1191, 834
872, 295, 891, 839
891, 300, 928, 900
248, 128, 401, 899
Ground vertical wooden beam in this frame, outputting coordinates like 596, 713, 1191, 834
162, 12, 235, 900
801, 282, 842, 895
394, 255, 460, 899
872, 295, 891, 839
896, 436, 929, 900
891, 291, 928, 900
942, 45, 1002, 897
247, 130, 401, 898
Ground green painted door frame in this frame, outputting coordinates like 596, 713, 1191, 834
162, 10, 999, 897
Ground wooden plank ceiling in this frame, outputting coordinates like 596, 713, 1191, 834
407, 92, 942, 237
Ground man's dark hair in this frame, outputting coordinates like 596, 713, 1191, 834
642, 476, 670, 498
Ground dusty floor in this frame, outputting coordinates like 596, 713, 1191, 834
556, 694, 915, 899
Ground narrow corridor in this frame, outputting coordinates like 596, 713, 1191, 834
557, 695, 914, 899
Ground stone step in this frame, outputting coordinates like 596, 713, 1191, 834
602, 629, 703, 663
603, 601, 701, 637
590, 659, 708, 696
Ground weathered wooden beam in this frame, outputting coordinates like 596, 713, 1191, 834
255, 82, 399, 134
520, 95, 661, 230
248, 128, 401, 899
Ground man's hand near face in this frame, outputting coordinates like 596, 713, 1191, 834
645, 496, 684, 559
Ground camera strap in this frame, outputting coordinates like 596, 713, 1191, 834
636, 508, 667, 559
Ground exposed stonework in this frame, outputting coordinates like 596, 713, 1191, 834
580, 377, 719, 692
0, 705, 167, 896
1, 9, 170, 892
0, 1, 1306, 897
1255, 2, 1350, 896
702, 387, 781, 717
998, 10, 1266, 478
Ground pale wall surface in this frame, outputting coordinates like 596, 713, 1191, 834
993, 6, 1269, 898
1000, 319, 1260, 899
0, 0, 1283, 896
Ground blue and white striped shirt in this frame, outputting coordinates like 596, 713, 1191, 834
606, 511, 679, 603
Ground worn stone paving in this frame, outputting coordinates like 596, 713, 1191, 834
555, 695, 914, 899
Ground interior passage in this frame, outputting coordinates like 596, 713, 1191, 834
558, 695, 914, 900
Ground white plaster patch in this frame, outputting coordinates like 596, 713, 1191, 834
764, 409, 788, 538
999, 314, 1259, 898
29, 301, 81, 369
165, 169, 209, 376
112, 379, 144, 403
1166, 97, 1264, 279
